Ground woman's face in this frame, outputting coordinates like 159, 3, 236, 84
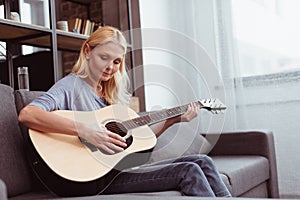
85, 42, 125, 83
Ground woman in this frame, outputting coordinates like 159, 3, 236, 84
19, 26, 231, 197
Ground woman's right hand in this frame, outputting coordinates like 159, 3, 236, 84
77, 123, 127, 154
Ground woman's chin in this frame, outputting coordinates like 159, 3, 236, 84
101, 76, 112, 82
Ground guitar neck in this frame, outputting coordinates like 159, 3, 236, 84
122, 101, 203, 130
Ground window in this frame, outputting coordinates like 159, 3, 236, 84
231, 0, 300, 77
19, 0, 50, 27
19, 0, 50, 55
0, 42, 5, 59
0, 4, 4, 19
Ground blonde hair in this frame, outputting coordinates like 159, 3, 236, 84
72, 26, 131, 105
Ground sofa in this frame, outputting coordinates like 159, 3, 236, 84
0, 83, 279, 199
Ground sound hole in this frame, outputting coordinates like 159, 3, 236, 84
98, 121, 133, 155
105, 121, 127, 137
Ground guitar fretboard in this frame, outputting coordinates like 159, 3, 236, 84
122, 101, 203, 130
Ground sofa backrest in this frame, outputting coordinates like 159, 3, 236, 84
0, 84, 33, 197
14, 89, 45, 192
14, 90, 44, 114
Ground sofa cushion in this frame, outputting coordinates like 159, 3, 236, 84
0, 84, 33, 197
211, 155, 270, 197
148, 123, 211, 163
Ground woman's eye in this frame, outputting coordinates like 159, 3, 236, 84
100, 56, 108, 60
114, 59, 121, 64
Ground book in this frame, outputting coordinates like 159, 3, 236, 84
67, 17, 101, 35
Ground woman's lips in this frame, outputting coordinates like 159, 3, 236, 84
102, 72, 111, 77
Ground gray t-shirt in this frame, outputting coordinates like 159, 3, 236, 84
30, 74, 107, 111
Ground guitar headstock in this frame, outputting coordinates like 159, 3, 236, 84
199, 98, 227, 114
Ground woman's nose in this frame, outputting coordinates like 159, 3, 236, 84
105, 62, 113, 69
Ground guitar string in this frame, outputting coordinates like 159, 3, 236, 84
103, 100, 216, 133
107, 105, 190, 131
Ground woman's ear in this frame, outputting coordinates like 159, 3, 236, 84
85, 43, 91, 59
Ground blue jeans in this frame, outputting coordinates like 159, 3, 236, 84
102, 155, 231, 197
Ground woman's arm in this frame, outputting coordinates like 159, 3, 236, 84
150, 103, 200, 137
18, 105, 127, 154
19, 105, 78, 135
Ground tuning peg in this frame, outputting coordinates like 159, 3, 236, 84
211, 110, 218, 114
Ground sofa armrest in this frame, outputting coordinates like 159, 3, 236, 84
205, 130, 279, 198
206, 130, 274, 156
0, 179, 7, 200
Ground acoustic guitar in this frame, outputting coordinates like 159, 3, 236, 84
28, 98, 226, 196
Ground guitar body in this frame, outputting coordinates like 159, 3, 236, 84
28, 104, 157, 196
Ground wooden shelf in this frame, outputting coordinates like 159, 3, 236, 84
0, 18, 51, 41
56, 30, 87, 51
66, 0, 98, 5
22, 35, 51, 49
23, 31, 88, 51
0, 19, 87, 51
0, 0, 93, 90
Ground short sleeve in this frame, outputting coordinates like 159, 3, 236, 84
29, 74, 107, 112
29, 86, 64, 111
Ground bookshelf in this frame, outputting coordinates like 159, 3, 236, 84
0, 18, 86, 51
0, 0, 145, 110
0, 0, 88, 90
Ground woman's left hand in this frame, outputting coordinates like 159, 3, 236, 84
166, 103, 200, 125
151, 103, 200, 137
180, 103, 200, 122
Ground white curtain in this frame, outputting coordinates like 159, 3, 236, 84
212, 0, 300, 198
211, 0, 245, 131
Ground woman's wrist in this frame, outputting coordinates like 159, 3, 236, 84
165, 116, 181, 127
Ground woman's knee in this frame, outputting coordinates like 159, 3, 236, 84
202, 155, 214, 164
184, 162, 203, 176
173, 155, 217, 174
192, 155, 216, 170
